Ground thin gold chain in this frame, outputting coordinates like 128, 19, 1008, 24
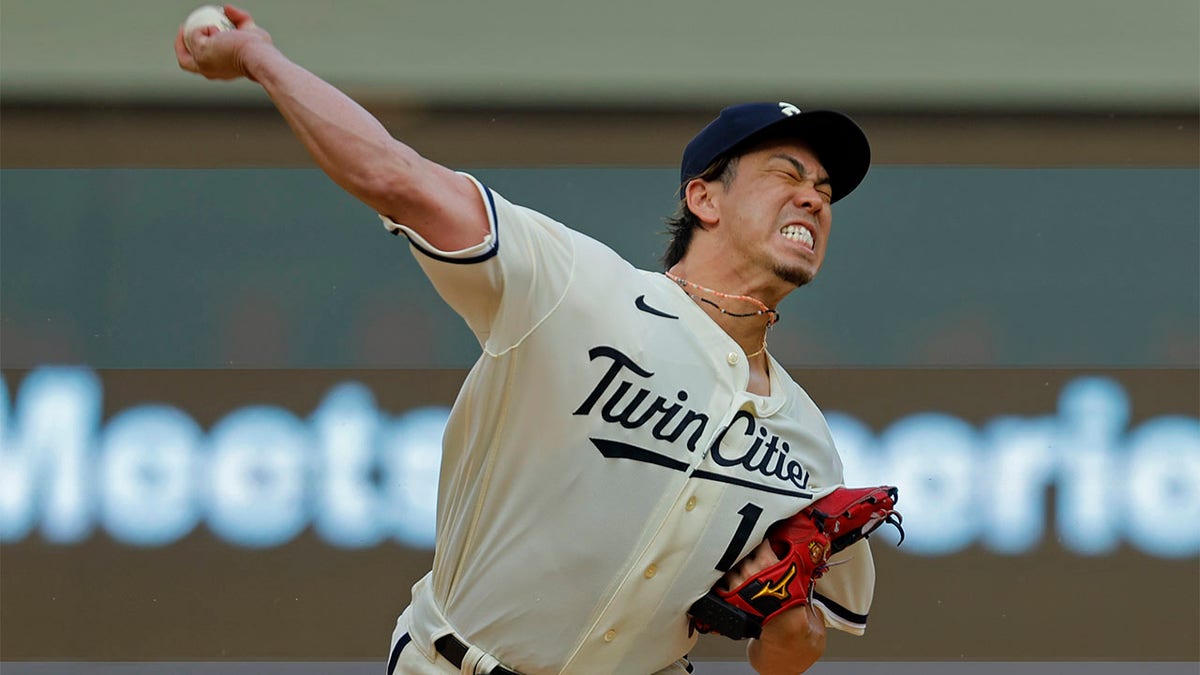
664, 271, 774, 358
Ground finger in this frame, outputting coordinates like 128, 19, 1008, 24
739, 542, 779, 581
186, 27, 213, 58
748, 539, 778, 568
224, 4, 256, 29
756, 541, 782, 565
722, 555, 753, 588
188, 23, 231, 63
174, 26, 198, 71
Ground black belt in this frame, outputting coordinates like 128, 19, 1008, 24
434, 634, 522, 675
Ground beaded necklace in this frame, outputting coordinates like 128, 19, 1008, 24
664, 271, 777, 358
664, 271, 780, 325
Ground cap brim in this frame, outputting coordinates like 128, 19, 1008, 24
735, 110, 871, 203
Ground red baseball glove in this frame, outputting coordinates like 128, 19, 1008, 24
688, 485, 903, 640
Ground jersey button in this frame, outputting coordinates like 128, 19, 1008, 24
685, 496, 697, 511
643, 564, 658, 579
603, 629, 617, 643
726, 352, 740, 365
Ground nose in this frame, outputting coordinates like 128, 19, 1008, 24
792, 181, 826, 214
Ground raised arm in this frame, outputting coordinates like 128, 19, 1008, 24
174, 4, 488, 251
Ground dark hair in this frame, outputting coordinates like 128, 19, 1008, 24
660, 155, 740, 269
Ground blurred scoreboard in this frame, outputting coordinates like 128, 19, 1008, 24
1, 366, 1196, 660
3, 367, 1196, 556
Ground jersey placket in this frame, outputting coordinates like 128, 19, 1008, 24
559, 389, 755, 671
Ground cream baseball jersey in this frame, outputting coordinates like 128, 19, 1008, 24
381, 175, 876, 675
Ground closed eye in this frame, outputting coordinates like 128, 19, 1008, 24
773, 169, 833, 201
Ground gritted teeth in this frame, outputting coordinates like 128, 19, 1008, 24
781, 224, 814, 248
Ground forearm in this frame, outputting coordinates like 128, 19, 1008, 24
176, 6, 487, 247
747, 604, 826, 675
238, 42, 427, 216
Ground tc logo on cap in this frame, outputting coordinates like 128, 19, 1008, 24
778, 102, 801, 116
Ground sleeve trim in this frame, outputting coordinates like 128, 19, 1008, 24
381, 178, 500, 265
812, 591, 868, 634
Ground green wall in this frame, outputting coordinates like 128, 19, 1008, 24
2, 167, 1197, 368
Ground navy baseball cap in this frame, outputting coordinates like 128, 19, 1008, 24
680, 101, 871, 203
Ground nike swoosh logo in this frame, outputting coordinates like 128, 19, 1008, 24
635, 295, 679, 319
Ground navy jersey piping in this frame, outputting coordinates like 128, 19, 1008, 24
386, 632, 411, 675
813, 591, 868, 625
394, 183, 500, 264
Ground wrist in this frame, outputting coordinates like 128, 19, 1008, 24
236, 41, 282, 83
764, 604, 825, 642
749, 604, 826, 674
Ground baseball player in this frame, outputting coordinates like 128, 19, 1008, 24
177, 6, 893, 674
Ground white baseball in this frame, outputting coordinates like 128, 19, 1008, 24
183, 5, 235, 53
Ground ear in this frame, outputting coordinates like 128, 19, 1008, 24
684, 178, 722, 228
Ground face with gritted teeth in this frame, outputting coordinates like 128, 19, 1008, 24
711, 141, 833, 288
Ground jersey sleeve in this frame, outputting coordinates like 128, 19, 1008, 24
811, 537, 876, 636
379, 173, 576, 354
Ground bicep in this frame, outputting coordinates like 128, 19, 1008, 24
377, 160, 491, 252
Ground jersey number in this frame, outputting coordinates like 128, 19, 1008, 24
714, 502, 763, 572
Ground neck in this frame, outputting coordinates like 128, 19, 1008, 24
665, 267, 776, 360
668, 253, 795, 305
